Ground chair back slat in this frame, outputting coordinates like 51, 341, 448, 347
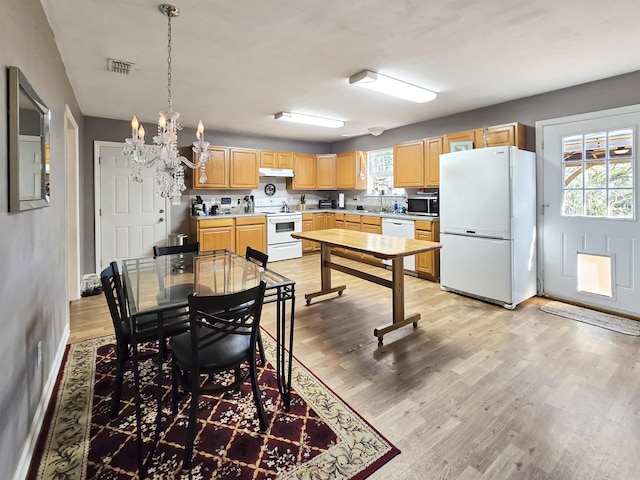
245, 246, 268, 268
154, 242, 200, 258
187, 282, 266, 359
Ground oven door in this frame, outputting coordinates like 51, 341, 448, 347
267, 214, 302, 244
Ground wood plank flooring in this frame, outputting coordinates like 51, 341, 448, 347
68, 254, 640, 479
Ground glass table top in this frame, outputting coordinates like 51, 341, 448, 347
122, 250, 293, 316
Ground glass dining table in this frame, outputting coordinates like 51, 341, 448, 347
121, 249, 295, 474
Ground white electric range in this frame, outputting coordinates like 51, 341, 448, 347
254, 198, 302, 261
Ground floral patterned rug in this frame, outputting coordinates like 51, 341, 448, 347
31, 333, 399, 479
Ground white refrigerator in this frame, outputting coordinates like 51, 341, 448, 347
439, 146, 537, 309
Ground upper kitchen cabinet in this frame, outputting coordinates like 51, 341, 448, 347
393, 140, 425, 188
316, 154, 337, 190
260, 150, 294, 169
289, 153, 317, 190
424, 136, 443, 187
443, 122, 527, 153
182, 145, 229, 189
443, 130, 477, 153
474, 122, 526, 150
336, 151, 367, 190
229, 148, 259, 189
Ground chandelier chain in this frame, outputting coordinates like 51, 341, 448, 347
167, 13, 172, 112
122, 4, 211, 202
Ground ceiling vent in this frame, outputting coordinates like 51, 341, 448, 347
108, 58, 134, 75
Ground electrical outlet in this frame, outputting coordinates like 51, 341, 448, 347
37, 341, 42, 366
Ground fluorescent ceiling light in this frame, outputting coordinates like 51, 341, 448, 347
349, 70, 437, 103
274, 111, 344, 128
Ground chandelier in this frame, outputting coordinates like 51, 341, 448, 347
123, 4, 211, 202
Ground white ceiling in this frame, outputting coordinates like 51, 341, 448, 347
40, 0, 640, 143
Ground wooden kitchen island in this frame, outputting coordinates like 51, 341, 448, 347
291, 228, 441, 344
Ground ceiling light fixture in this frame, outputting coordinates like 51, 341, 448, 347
349, 70, 437, 103
274, 111, 344, 128
123, 4, 211, 202
368, 126, 386, 136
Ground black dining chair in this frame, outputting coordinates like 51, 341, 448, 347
153, 241, 200, 258
100, 261, 189, 419
245, 246, 268, 268
245, 246, 268, 365
170, 282, 269, 471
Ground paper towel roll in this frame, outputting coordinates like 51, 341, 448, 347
338, 193, 345, 208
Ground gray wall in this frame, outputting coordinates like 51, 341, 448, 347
332, 70, 640, 153
0, 0, 82, 477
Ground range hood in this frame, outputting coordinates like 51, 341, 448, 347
259, 167, 294, 178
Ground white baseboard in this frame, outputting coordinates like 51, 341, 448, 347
12, 325, 70, 480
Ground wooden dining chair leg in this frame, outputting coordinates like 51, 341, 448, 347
183, 372, 201, 471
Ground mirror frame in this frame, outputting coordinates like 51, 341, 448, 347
8, 66, 51, 212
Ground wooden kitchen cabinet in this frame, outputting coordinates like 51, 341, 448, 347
235, 216, 266, 256
316, 154, 337, 190
336, 151, 367, 190
290, 153, 317, 190
182, 145, 229, 189
443, 130, 478, 153
361, 216, 382, 264
315, 212, 335, 230
260, 150, 294, 169
473, 122, 526, 150
415, 220, 440, 281
425, 136, 443, 187
229, 148, 259, 189
393, 140, 425, 188
301, 213, 315, 253
193, 217, 235, 252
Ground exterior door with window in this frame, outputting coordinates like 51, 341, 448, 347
97, 143, 168, 271
539, 107, 639, 316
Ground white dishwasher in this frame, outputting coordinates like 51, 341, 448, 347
382, 217, 415, 272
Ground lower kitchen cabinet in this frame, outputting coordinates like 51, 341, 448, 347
361, 216, 382, 264
193, 218, 235, 252
415, 220, 440, 280
235, 216, 266, 255
302, 213, 316, 253
191, 216, 266, 255
302, 212, 336, 253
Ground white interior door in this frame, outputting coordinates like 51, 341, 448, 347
96, 142, 169, 272
538, 106, 640, 316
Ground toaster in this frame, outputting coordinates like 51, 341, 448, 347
318, 199, 336, 209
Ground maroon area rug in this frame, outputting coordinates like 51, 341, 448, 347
32, 333, 399, 479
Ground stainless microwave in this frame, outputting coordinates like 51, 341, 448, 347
407, 191, 439, 216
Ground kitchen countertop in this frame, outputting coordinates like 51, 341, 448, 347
191, 212, 266, 220
190, 210, 438, 222
301, 208, 439, 222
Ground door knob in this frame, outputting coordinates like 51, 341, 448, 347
159, 209, 165, 213
158, 217, 164, 222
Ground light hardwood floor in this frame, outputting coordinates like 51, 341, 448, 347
69, 254, 640, 479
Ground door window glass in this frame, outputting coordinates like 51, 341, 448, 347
561, 128, 634, 218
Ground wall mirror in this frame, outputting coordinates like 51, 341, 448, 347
8, 66, 50, 212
